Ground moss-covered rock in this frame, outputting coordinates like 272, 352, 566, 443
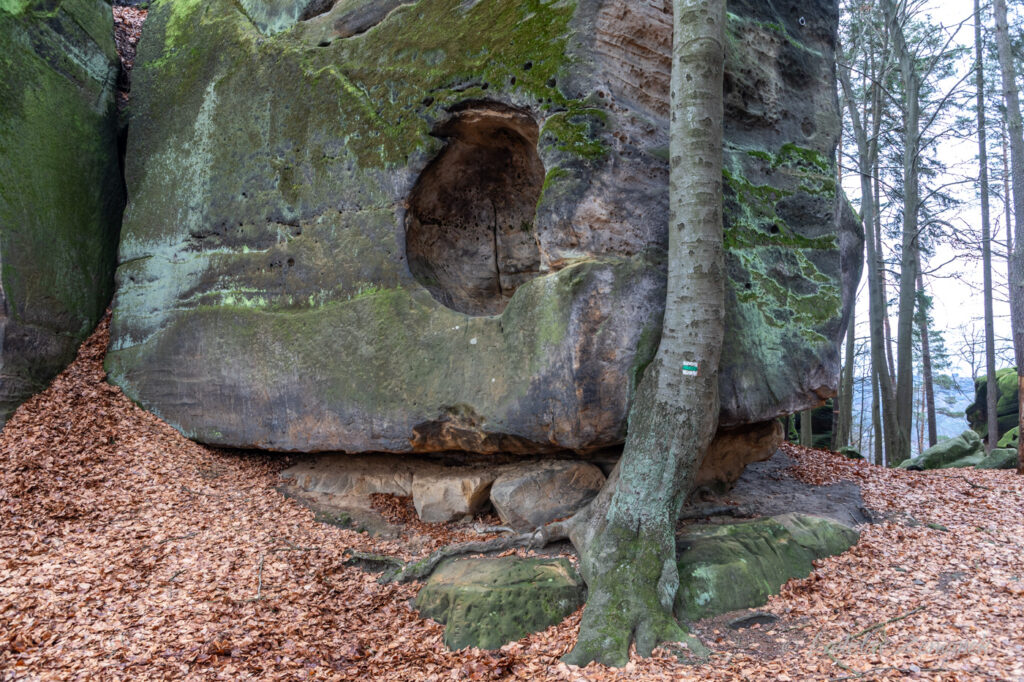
975, 448, 1018, 470
966, 368, 1019, 443
674, 513, 858, 621
107, 0, 860, 455
898, 430, 984, 470
998, 426, 1019, 449
415, 556, 585, 650
838, 445, 863, 459
0, 0, 124, 427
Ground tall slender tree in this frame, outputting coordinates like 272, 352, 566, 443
915, 272, 937, 448
836, 297, 857, 448
560, 0, 726, 662
838, 19, 901, 462
885, 0, 923, 465
976, 0, 1000, 452
992, 0, 1024, 473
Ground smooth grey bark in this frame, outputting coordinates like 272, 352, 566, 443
838, 46, 901, 464
916, 271, 937, 448
884, 0, 918, 465
977, 0, 1000, 452
871, 364, 884, 465
836, 296, 857, 448
800, 408, 813, 447
559, 0, 726, 665
992, 0, 1024, 473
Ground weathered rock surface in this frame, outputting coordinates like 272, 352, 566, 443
703, 449, 872, 528
411, 468, 495, 522
0, 0, 123, 427
998, 427, 1019, 449
280, 454, 422, 508
107, 0, 860, 457
490, 461, 605, 531
966, 368, 1019, 443
415, 557, 585, 650
974, 448, 1018, 470
899, 430, 984, 471
694, 420, 784, 492
674, 513, 859, 621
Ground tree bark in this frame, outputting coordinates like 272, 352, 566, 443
836, 296, 856, 448
838, 52, 900, 465
800, 408, 814, 447
559, 0, 726, 665
992, 0, 1024, 474
977, 0, 1000, 453
885, 0, 918, 465
916, 271, 937, 448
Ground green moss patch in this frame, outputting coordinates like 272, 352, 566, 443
674, 513, 858, 621
415, 556, 585, 650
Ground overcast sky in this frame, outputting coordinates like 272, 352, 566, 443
840, 0, 1017, 376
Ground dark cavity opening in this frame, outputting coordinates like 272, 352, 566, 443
406, 104, 544, 316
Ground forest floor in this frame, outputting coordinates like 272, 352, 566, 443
2, 319, 1023, 681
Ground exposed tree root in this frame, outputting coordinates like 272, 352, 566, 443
384, 520, 571, 584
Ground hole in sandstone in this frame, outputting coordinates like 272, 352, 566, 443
406, 103, 544, 316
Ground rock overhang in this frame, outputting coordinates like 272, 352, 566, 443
106, 0, 861, 456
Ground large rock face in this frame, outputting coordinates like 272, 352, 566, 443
0, 0, 123, 427
107, 0, 861, 455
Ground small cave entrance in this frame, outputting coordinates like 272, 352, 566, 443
405, 104, 544, 316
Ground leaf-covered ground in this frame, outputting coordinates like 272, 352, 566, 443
1, 319, 1022, 681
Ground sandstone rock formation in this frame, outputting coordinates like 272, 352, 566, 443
898, 430, 984, 470
966, 367, 1019, 443
415, 556, 585, 650
0, 0, 123, 427
107, 0, 860, 468
489, 460, 605, 531
674, 513, 859, 621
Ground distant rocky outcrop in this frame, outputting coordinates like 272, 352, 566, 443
107, 0, 860, 474
966, 368, 1019, 444
0, 0, 123, 427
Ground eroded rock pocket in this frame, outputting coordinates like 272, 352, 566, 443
406, 103, 544, 316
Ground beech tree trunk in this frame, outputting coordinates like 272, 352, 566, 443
992, 0, 1024, 474
977, 0, 1000, 453
560, 0, 726, 665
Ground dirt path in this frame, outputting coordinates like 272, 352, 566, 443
2, 320, 1022, 680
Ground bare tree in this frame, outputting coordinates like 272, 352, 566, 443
992, 0, 1024, 473
976, 0, 1000, 452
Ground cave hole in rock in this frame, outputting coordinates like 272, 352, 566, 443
406, 103, 544, 316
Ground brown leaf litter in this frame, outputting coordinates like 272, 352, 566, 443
1, 319, 1022, 680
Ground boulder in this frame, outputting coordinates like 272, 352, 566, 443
838, 445, 863, 459
415, 557, 585, 650
280, 454, 423, 509
674, 513, 859, 621
898, 430, 983, 470
998, 426, 1019, 449
106, 0, 861, 460
490, 461, 605, 531
411, 469, 496, 523
0, 0, 124, 426
975, 448, 1018, 470
966, 368, 1019, 443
